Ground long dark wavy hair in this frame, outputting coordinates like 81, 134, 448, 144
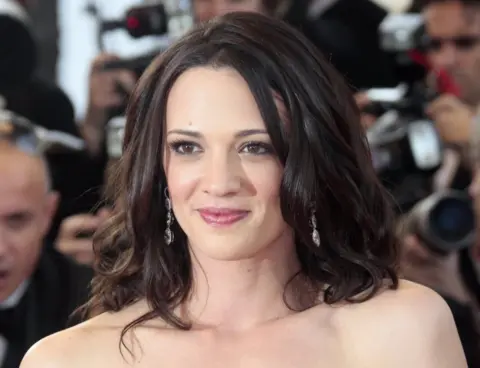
85, 11, 399, 342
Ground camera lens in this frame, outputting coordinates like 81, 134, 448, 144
428, 196, 475, 244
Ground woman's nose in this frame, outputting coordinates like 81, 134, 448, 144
202, 151, 242, 197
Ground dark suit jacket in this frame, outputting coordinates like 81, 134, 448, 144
1, 248, 93, 368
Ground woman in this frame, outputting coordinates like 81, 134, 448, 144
58, 0, 282, 265
22, 12, 466, 368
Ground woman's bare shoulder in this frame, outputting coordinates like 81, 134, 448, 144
330, 280, 467, 367
338, 279, 449, 314
20, 302, 150, 368
20, 315, 121, 368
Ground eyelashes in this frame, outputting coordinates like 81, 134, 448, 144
168, 140, 200, 155
239, 141, 273, 155
167, 140, 274, 156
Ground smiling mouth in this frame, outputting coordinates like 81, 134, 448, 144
197, 208, 250, 227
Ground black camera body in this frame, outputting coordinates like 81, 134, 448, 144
369, 13, 476, 254
99, 2, 194, 154
402, 190, 475, 255
99, 1, 193, 75
366, 86, 443, 208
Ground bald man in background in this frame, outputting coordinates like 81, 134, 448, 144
0, 141, 92, 368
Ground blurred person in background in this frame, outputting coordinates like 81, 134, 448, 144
351, 1, 480, 363
422, 0, 480, 146
401, 2, 480, 364
399, 0, 480, 304
393, 0, 480, 145
0, 0, 106, 241
358, 0, 480, 137
0, 140, 92, 368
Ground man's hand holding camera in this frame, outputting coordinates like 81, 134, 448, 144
82, 53, 136, 157
353, 90, 476, 143
55, 208, 111, 265
426, 94, 474, 145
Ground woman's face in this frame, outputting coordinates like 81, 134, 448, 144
193, 0, 266, 22
164, 67, 292, 260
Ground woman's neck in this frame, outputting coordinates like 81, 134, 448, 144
182, 232, 312, 331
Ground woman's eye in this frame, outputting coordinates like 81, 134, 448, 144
240, 142, 272, 155
169, 141, 201, 155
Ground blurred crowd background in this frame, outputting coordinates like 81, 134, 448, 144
2, 0, 480, 367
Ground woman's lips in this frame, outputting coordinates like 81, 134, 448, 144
198, 208, 250, 227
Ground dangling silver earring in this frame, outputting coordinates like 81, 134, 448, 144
310, 209, 320, 247
164, 187, 174, 245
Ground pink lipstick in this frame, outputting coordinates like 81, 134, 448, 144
198, 208, 249, 227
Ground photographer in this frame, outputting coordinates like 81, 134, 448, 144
422, 0, 480, 145
0, 136, 92, 368
373, 2, 480, 364
0, 0, 110, 243
399, 0, 480, 300
357, 0, 480, 140
80, 54, 136, 158
351, 3, 480, 363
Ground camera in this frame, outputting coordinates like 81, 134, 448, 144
401, 190, 475, 254
365, 83, 443, 208
366, 91, 476, 253
369, 13, 476, 253
99, 1, 194, 76
98, 1, 194, 154
379, 13, 424, 54
367, 14, 439, 188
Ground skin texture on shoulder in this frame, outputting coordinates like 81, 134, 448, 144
20, 281, 467, 368
338, 280, 468, 368
19, 304, 147, 368
20, 326, 86, 368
